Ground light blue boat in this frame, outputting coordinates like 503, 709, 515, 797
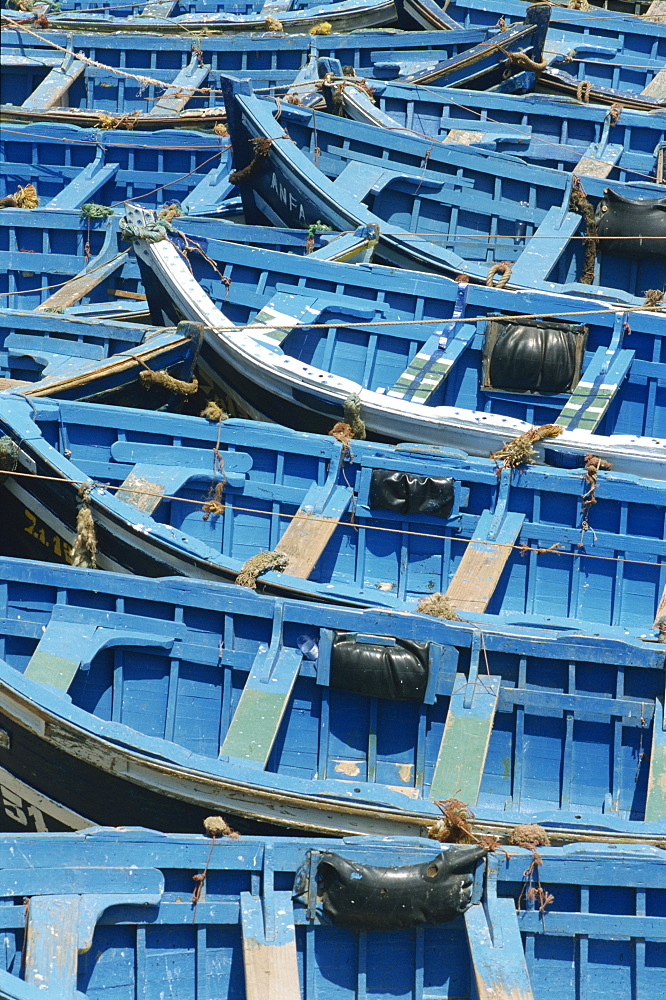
0, 556, 663, 839
0, 829, 663, 1000
220, 77, 666, 307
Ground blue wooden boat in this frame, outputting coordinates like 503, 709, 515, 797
0, 312, 202, 404
127, 212, 666, 478
0, 555, 663, 840
0, 0, 396, 33
0, 21, 550, 129
220, 78, 666, 306
0, 830, 663, 1000
0, 206, 378, 312
398, 0, 666, 54
1, 395, 665, 629
322, 74, 666, 183
0, 122, 235, 213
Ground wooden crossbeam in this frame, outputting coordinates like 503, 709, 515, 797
241, 891, 301, 1000
556, 312, 633, 433
21, 54, 84, 111
275, 478, 353, 579
149, 55, 210, 115
465, 897, 534, 1000
643, 68, 666, 99
430, 671, 500, 803
509, 207, 581, 285
47, 151, 119, 210
574, 141, 623, 179
445, 508, 524, 614
25, 617, 98, 691
221, 646, 303, 767
35, 251, 129, 312
646, 697, 666, 822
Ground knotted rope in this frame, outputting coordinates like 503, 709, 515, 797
569, 176, 598, 285
229, 137, 273, 185
80, 202, 114, 218
490, 424, 564, 469
576, 80, 592, 104
235, 551, 289, 589
119, 216, 173, 244
343, 393, 366, 440
71, 490, 97, 569
0, 184, 39, 209
416, 593, 461, 621
485, 261, 512, 288
643, 289, 664, 310
139, 370, 198, 395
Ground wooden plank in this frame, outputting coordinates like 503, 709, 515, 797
556, 347, 634, 432
430, 671, 500, 803
149, 55, 210, 115
574, 141, 623, 179
47, 152, 119, 210
646, 697, 666, 822
115, 463, 216, 514
24, 896, 79, 1000
35, 251, 129, 312
221, 647, 302, 766
644, 0, 666, 17
445, 509, 524, 613
24, 618, 98, 691
465, 897, 534, 1000
21, 54, 84, 111
0, 377, 30, 390
642, 68, 666, 99
443, 128, 483, 144
241, 891, 301, 1000
388, 280, 472, 402
275, 481, 353, 579
509, 207, 581, 285
654, 586, 666, 626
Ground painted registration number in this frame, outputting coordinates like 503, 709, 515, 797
23, 508, 72, 564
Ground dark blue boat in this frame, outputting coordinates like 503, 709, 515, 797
0, 123, 234, 213
220, 78, 666, 306
0, 312, 201, 404
322, 74, 666, 183
0, 19, 550, 129
128, 214, 666, 478
0, 556, 663, 840
1, 397, 665, 630
0, 206, 378, 311
0, 828, 663, 999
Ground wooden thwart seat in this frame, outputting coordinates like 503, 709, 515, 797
149, 55, 210, 115
221, 606, 303, 768
21, 54, 85, 111
24, 607, 174, 691
646, 696, 666, 822
445, 504, 525, 614
241, 891, 301, 1000
465, 896, 534, 1000
275, 472, 353, 579
556, 311, 633, 433
430, 670, 500, 804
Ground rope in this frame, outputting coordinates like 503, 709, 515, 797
490, 424, 565, 469
485, 261, 512, 288
264, 14, 283, 30
309, 20, 332, 33
576, 80, 592, 104
343, 394, 366, 440
416, 594, 461, 620
229, 137, 273, 185
235, 551, 289, 589
119, 217, 172, 244
4, 467, 665, 573
0, 184, 39, 209
644, 289, 665, 309
139, 369, 198, 394
80, 202, 114, 218
500, 48, 547, 74
569, 176, 599, 285
0, 436, 19, 474
71, 490, 96, 569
